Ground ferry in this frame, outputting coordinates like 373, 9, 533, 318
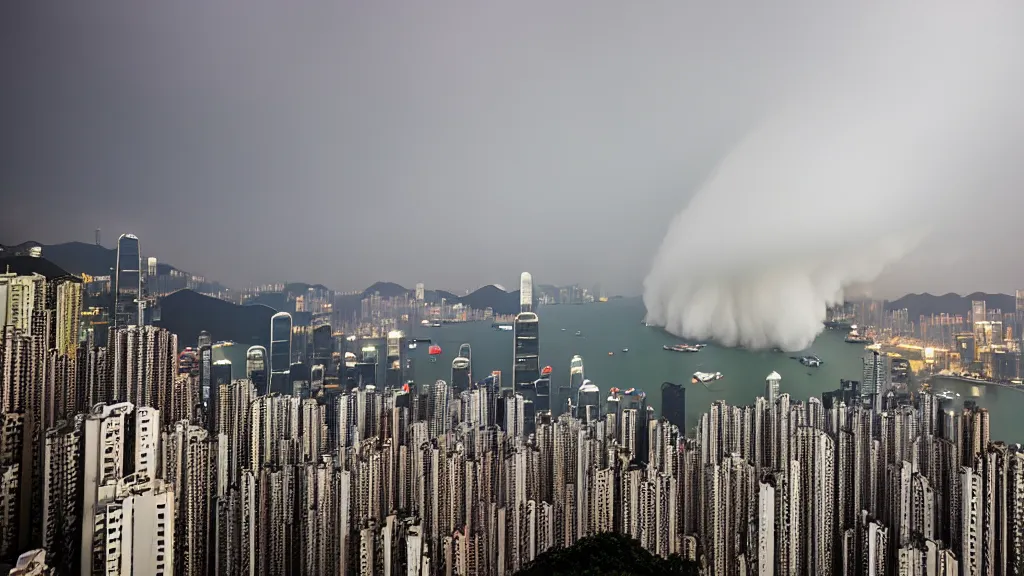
692, 371, 724, 384
664, 344, 700, 353
844, 325, 872, 344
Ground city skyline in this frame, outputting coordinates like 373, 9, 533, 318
4, 259, 1024, 574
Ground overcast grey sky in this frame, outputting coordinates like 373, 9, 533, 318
2, 2, 1022, 296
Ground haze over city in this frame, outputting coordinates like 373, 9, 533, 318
4, 1, 1024, 297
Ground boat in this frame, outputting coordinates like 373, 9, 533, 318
664, 344, 700, 353
844, 325, 872, 344
575, 331, 582, 337
496, 324, 513, 331
935, 389, 956, 401
608, 351, 614, 356
692, 371, 724, 384
561, 328, 566, 331
407, 342, 418, 350
799, 355, 823, 367
622, 348, 629, 353
430, 321, 442, 328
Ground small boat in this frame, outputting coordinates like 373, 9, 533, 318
575, 331, 582, 337
622, 348, 629, 353
799, 355, 822, 367
608, 351, 614, 356
561, 328, 567, 331
692, 371, 724, 384
408, 342, 418, 350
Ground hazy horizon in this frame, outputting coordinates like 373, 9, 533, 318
4, 2, 1023, 299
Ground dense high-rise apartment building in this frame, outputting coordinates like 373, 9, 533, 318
113, 234, 142, 330
269, 312, 292, 394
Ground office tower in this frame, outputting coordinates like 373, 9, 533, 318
765, 371, 781, 404
558, 355, 583, 416
862, 351, 887, 412
386, 330, 405, 389
310, 363, 325, 393
660, 381, 685, 431
356, 344, 378, 388
197, 330, 212, 349
577, 379, 600, 423
246, 345, 269, 395
269, 312, 293, 394
208, 359, 231, 432
290, 362, 310, 398
534, 372, 551, 414
519, 272, 533, 313
113, 233, 142, 330
451, 356, 471, 394
198, 339, 213, 419
312, 323, 332, 367
512, 312, 539, 395
415, 283, 425, 302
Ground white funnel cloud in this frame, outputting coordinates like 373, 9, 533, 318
643, 2, 1024, 351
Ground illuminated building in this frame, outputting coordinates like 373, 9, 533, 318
385, 331, 405, 389
519, 272, 533, 313
269, 312, 293, 394
245, 346, 268, 395
512, 312, 539, 395
451, 356, 471, 394
113, 234, 142, 330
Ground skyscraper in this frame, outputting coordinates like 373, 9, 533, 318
113, 234, 142, 330
512, 312, 539, 394
451, 356, 471, 394
245, 345, 268, 395
660, 381, 686, 431
269, 312, 293, 394
765, 371, 781, 404
519, 272, 533, 313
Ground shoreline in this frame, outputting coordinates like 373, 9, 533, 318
926, 374, 1024, 393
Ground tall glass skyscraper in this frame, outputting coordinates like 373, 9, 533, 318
113, 233, 142, 330
270, 312, 293, 394
246, 345, 268, 395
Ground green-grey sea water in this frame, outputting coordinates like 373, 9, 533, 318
406, 297, 1024, 443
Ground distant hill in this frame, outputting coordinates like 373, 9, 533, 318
155, 289, 276, 350
461, 284, 523, 316
0, 255, 82, 283
352, 281, 525, 315
886, 292, 1015, 319
515, 532, 699, 576
362, 281, 408, 299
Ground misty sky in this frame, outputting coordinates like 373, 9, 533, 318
3, 2, 1022, 297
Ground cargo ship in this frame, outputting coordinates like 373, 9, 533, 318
844, 325, 872, 344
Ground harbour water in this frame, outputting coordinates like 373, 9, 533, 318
406, 297, 1024, 443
